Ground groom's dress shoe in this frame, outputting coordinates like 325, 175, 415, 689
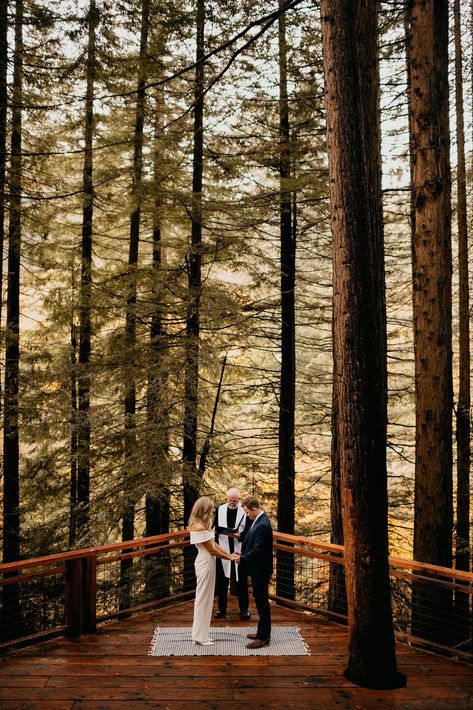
240, 610, 251, 620
247, 633, 258, 639
246, 639, 270, 649
214, 610, 226, 619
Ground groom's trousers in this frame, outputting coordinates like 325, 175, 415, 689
251, 574, 271, 640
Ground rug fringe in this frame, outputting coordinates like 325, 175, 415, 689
148, 626, 160, 656
295, 626, 311, 655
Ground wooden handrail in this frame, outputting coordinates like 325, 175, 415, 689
0, 530, 188, 575
272, 532, 473, 584
2, 530, 471, 585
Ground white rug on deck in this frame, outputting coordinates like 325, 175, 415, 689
148, 626, 310, 656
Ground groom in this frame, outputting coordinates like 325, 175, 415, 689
237, 495, 273, 649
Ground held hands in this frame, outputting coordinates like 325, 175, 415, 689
229, 552, 240, 562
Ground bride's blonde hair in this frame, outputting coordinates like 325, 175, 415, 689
188, 496, 214, 530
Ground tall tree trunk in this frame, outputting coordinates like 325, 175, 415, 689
69, 319, 78, 547
453, 0, 470, 639
182, 0, 205, 593
183, 0, 205, 528
120, 0, 150, 610
145, 90, 171, 600
76, 0, 98, 542
146, 92, 170, 541
1, 0, 23, 640
276, 0, 296, 601
0, 0, 8, 392
320, 0, 404, 689
407, 0, 453, 644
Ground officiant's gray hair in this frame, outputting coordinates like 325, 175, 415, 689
227, 487, 239, 497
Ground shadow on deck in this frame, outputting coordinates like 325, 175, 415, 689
1, 598, 473, 709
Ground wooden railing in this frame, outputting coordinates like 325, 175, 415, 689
1, 531, 472, 661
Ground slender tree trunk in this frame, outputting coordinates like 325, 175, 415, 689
320, 0, 404, 689
453, 0, 470, 640
120, 0, 150, 610
3, 0, 22, 565
407, 0, 453, 644
276, 0, 296, 601
453, 0, 470, 574
183, 0, 205, 528
197, 355, 226, 477
182, 0, 205, 593
0, 0, 8, 392
1, 0, 23, 640
146, 91, 170, 541
69, 319, 78, 547
328, 378, 346, 617
76, 0, 98, 542
145, 90, 171, 601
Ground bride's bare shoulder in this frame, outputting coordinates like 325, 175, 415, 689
189, 523, 206, 532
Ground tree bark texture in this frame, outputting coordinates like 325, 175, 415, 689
70, 320, 78, 547
0, 0, 8, 367
452, 0, 470, 641
276, 0, 296, 601
183, 0, 205, 529
1, 0, 23, 641
320, 0, 403, 689
76, 0, 98, 542
453, 0, 470, 578
146, 89, 170, 543
3, 0, 23, 567
120, 0, 150, 610
407, 0, 453, 645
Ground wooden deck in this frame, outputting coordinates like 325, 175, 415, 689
1, 598, 472, 709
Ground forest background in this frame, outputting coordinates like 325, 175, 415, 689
0, 0, 471, 564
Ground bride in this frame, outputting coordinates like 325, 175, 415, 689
188, 496, 239, 645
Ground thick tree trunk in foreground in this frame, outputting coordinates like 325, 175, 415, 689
407, 0, 453, 644
320, 0, 404, 689
276, 0, 296, 602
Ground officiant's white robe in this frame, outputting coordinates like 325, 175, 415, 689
217, 503, 246, 581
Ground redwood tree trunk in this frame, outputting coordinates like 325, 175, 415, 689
0, 0, 8, 373
452, 0, 470, 639
120, 0, 150, 610
1, 0, 23, 640
76, 0, 98, 542
407, 0, 453, 644
3, 0, 23, 567
320, 0, 403, 689
183, 0, 205, 528
276, 0, 296, 601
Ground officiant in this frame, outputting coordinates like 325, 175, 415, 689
213, 487, 251, 620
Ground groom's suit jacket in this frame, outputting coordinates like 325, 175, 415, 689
240, 512, 273, 579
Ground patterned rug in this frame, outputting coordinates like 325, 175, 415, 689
148, 626, 310, 656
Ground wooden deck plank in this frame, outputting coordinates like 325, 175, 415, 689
1, 599, 472, 709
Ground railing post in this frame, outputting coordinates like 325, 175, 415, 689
65, 555, 97, 637
82, 555, 97, 634
65, 558, 82, 638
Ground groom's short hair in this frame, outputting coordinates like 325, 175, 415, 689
242, 495, 260, 510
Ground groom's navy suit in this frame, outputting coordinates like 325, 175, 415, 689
240, 512, 273, 640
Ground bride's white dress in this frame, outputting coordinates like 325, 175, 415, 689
190, 530, 216, 643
